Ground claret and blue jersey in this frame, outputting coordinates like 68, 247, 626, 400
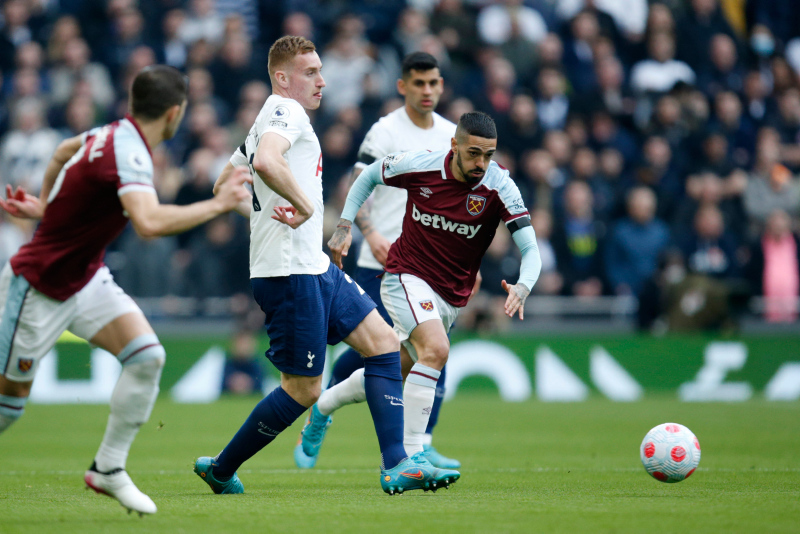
345, 149, 532, 308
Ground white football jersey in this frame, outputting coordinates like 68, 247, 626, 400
355, 107, 455, 270
230, 95, 329, 277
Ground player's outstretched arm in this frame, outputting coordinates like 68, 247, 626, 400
252, 132, 314, 229
0, 135, 84, 219
214, 162, 253, 218
329, 160, 385, 268
350, 167, 391, 267
121, 166, 252, 238
503, 224, 543, 319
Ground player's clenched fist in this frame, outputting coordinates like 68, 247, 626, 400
327, 218, 353, 269
215, 166, 252, 209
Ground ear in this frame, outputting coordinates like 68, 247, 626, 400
451, 136, 458, 153
275, 70, 289, 88
397, 78, 406, 96
166, 104, 181, 123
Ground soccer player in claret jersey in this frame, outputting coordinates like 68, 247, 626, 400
326, 111, 542, 459
193, 36, 458, 496
294, 52, 465, 471
0, 65, 252, 516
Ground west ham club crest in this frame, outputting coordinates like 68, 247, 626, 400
467, 194, 486, 216
419, 300, 434, 311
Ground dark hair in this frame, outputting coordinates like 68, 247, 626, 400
130, 65, 188, 120
456, 111, 497, 140
402, 52, 439, 78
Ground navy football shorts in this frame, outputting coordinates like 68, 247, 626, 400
251, 262, 377, 377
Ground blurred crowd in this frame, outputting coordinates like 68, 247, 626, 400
1, 0, 800, 331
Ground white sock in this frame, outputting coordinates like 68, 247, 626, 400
422, 433, 433, 447
0, 394, 25, 434
95, 357, 163, 472
403, 363, 440, 456
317, 368, 366, 417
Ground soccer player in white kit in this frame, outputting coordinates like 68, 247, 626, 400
0, 65, 252, 515
325, 111, 542, 463
295, 52, 465, 470
194, 36, 459, 496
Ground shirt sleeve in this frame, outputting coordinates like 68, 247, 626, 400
497, 173, 530, 224
260, 101, 305, 147
341, 160, 384, 222
354, 122, 392, 170
512, 225, 542, 292
115, 133, 155, 197
229, 142, 248, 167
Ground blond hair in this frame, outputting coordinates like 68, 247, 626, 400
268, 36, 316, 78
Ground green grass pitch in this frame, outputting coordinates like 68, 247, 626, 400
1, 394, 798, 533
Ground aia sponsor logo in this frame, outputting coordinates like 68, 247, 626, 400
419, 300, 434, 311
467, 194, 486, 216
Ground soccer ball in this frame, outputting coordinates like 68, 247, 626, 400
640, 423, 701, 483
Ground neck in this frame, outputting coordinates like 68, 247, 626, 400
406, 104, 434, 129
133, 116, 166, 151
448, 154, 466, 183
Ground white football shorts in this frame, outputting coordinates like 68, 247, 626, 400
379, 272, 460, 362
0, 263, 142, 381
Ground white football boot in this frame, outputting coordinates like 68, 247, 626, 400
84, 464, 157, 516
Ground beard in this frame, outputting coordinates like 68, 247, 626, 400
457, 152, 485, 184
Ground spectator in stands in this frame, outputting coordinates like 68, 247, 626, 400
49, 37, 115, 110
743, 128, 800, 232
187, 66, 229, 125
747, 209, 800, 322
320, 14, 375, 117
208, 35, 261, 111
222, 328, 266, 395
0, 0, 32, 72
677, 0, 737, 72
475, 56, 517, 117
0, 97, 61, 192
552, 181, 606, 297
679, 203, 740, 280
630, 31, 695, 94
157, 9, 189, 70
562, 9, 600, 96
46, 15, 81, 66
183, 213, 250, 297
530, 208, 563, 295
430, 0, 480, 74
605, 187, 670, 295
712, 91, 756, 168
179, 0, 225, 46
698, 33, 745, 97
477, 0, 548, 47
497, 94, 542, 163
536, 67, 570, 130
742, 70, 771, 123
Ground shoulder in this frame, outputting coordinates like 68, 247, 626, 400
480, 163, 520, 197
382, 149, 445, 178
260, 96, 309, 128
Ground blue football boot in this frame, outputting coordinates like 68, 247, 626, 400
294, 442, 318, 469
410, 451, 460, 490
193, 456, 244, 494
423, 444, 462, 469
300, 404, 332, 459
380, 454, 460, 495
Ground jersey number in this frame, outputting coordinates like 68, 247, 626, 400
343, 273, 365, 295
316, 154, 323, 178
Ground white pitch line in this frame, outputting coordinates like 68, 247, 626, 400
1, 466, 799, 476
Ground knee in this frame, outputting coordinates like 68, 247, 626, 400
119, 335, 166, 377
370, 322, 400, 355
282, 378, 322, 408
416, 340, 450, 370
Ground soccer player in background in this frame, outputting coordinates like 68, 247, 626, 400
0, 65, 252, 515
321, 111, 542, 457
295, 52, 465, 470
194, 36, 459, 496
